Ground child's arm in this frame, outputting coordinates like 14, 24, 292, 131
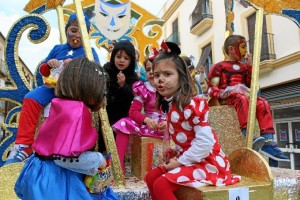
54, 151, 106, 176
208, 63, 224, 99
128, 100, 146, 124
177, 99, 215, 166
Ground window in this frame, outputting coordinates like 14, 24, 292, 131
196, 43, 212, 75
247, 13, 276, 61
166, 18, 180, 45
190, 0, 213, 30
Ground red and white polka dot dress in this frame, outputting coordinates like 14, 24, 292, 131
164, 96, 241, 187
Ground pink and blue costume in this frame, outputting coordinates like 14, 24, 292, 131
14, 98, 118, 200
112, 81, 166, 171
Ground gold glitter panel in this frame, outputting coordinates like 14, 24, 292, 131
99, 108, 125, 187
0, 163, 24, 200
246, 0, 300, 14
208, 105, 245, 155
24, 0, 66, 13
228, 148, 273, 183
174, 147, 273, 200
131, 136, 163, 180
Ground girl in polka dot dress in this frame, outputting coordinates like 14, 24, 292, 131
112, 56, 167, 172
145, 50, 241, 200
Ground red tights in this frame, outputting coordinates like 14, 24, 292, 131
145, 167, 181, 200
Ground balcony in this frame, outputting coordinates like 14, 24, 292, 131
248, 33, 276, 62
190, 0, 213, 36
166, 32, 180, 45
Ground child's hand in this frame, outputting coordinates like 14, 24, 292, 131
63, 58, 72, 66
47, 59, 59, 68
144, 117, 158, 129
117, 71, 126, 87
157, 121, 167, 133
245, 53, 252, 66
99, 160, 107, 169
164, 158, 181, 171
220, 91, 233, 99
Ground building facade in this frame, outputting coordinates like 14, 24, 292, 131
158, 0, 300, 169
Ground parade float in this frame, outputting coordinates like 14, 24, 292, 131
0, 0, 299, 199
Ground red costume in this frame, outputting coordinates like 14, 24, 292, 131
208, 61, 275, 134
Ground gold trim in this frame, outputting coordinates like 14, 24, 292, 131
190, 18, 213, 36
56, 5, 67, 44
162, 0, 184, 21
260, 51, 300, 73
73, 0, 93, 61
246, 8, 264, 149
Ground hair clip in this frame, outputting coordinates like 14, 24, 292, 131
95, 68, 104, 76
159, 40, 181, 56
149, 47, 159, 61
160, 40, 171, 53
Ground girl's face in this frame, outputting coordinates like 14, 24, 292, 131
145, 60, 154, 85
66, 22, 82, 49
153, 60, 179, 99
114, 50, 131, 71
108, 44, 114, 52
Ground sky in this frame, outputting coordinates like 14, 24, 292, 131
0, 0, 167, 73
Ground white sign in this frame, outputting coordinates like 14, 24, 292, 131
229, 187, 249, 200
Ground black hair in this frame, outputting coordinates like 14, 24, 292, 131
110, 40, 136, 75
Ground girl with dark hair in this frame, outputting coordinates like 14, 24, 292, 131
145, 50, 240, 200
112, 55, 166, 172
104, 40, 138, 126
14, 58, 118, 200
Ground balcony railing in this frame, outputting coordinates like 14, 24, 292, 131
166, 32, 180, 45
248, 33, 276, 62
190, 0, 213, 30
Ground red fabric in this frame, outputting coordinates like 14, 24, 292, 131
227, 94, 275, 133
15, 99, 43, 145
208, 61, 274, 134
145, 167, 180, 200
39, 63, 51, 77
128, 100, 146, 125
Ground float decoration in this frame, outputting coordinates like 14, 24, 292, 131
0, 14, 50, 167
63, 0, 164, 62
245, 0, 300, 27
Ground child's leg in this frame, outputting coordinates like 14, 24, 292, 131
5, 86, 55, 164
153, 176, 180, 200
115, 130, 130, 172
15, 85, 55, 145
145, 167, 165, 200
145, 166, 180, 200
15, 98, 42, 145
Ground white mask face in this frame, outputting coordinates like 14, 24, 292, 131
95, 0, 131, 40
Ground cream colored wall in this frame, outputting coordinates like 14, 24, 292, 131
160, 0, 300, 89
270, 15, 300, 58
260, 62, 299, 88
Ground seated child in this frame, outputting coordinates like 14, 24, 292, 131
5, 12, 100, 164
145, 43, 240, 200
14, 58, 117, 200
112, 55, 166, 172
208, 34, 289, 166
